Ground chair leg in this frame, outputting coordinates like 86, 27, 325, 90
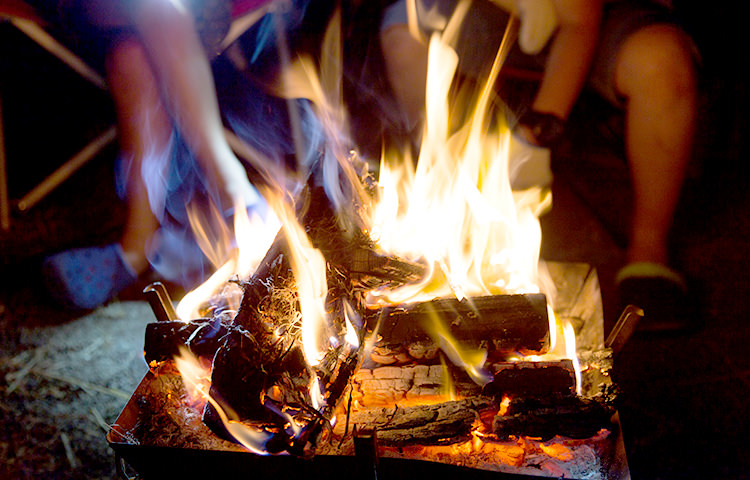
16, 126, 117, 212
10, 17, 107, 91
0, 92, 10, 231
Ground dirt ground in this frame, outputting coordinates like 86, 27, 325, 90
1, 302, 151, 480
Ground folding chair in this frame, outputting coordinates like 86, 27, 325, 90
0, 1, 117, 231
0, 0, 275, 232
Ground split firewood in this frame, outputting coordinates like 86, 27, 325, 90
368, 293, 550, 360
338, 397, 497, 445
492, 395, 615, 441
351, 364, 453, 407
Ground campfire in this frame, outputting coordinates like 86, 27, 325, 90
108, 5, 627, 479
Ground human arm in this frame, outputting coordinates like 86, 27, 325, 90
519, 0, 602, 144
125, 0, 259, 208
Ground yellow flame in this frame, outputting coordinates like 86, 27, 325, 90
369, 11, 585, 391
562, 320, 582, 395
421, 306, 492, 386
175, 197, 279, 321
343, 301, 360, 349
268, 196, 329, 368
370, 31, 548, 306
439, 356, 457, 400
234, 198, 280, 278
498, 395, 512, 416
176, 259, 237, 321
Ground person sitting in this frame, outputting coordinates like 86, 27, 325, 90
376, 0, 699, 330
41, 0, 273, 309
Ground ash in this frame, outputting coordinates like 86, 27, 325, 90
119, 367, 243, 453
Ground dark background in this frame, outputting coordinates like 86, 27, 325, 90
2, 2, 749, 479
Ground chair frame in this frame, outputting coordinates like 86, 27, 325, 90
0, 7, 117, 231
0, 1, 276, 232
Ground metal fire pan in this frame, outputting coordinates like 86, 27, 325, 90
107, 374, 554, 480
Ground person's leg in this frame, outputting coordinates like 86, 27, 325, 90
104, 37, 170, 275
613, 24, 698, 267
127, 0, 257, 209
80, 0, 258, 208
40, 36, 171, 310
610, 23, 700, 329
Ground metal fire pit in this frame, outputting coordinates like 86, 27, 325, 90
108, 262, 631, 479
107, 380, 549, 480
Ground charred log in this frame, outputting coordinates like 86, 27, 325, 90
345, 397, 496, 445
369, 294, 550, 359
483, 360, 577, 399
144, 318, 228, 364
492, 395, 615, 441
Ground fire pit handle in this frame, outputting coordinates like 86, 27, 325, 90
606, 304, 644, 356
143, 282, 178, 322
354, 427, 379, 480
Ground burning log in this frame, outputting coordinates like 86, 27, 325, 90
492, 395, 615, 441
118, 260, 625, 478
367, 294, 550, 363
343, 397, 496, 445
200, 180, 429, 455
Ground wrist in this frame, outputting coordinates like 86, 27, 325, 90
516, 110, 566, 148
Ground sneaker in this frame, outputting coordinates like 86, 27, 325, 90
42, 244, 138, 310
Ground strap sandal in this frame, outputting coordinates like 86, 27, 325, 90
616, 262, 699, 333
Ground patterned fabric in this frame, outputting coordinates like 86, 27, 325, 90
42, 244, 137, 310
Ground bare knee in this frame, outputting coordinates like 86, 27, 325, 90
614, 24, 697, 103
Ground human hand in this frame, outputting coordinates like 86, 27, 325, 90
508, 129, 553, 190
205, 153, 263, 214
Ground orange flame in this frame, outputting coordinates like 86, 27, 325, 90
175, 197, 279, 321
369, 32, 550, 308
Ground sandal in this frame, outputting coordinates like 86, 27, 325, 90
616, 262, 698, 333
42, 244, 138, 310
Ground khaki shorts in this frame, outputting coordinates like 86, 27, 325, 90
382, 0, 696, 107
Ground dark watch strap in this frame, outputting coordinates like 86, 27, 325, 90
517, 110, 566, 147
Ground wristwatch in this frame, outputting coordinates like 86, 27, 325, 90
517, 110, 566, 148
